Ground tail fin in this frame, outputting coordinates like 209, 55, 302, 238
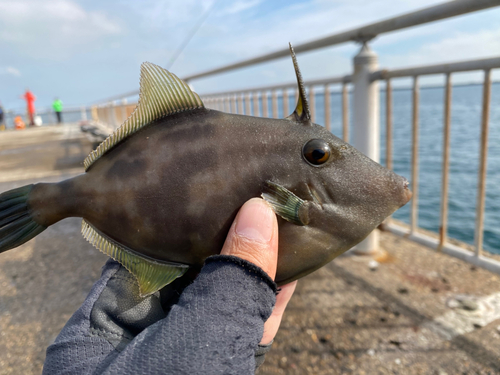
0, 185, 46, 253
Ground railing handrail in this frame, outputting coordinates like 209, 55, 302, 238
5, 106, 89, 115
196, 56, 500, 99
86, 56, 500, 109
373, 56, 500, 80
200, 75, 352, 98
183, 0, 499, 82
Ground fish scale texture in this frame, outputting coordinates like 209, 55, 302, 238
43, 256, 276, 375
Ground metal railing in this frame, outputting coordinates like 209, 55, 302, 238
201, 74, 352, 138
376, 57, 499, 255
79, 0, 500, 273
1, 106, 90, 129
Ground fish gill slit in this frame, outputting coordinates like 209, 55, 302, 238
306, 183, 323, 206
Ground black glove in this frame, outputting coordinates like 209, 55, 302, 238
43, 257, 275, 374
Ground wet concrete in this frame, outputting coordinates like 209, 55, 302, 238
0, 124, 499, 374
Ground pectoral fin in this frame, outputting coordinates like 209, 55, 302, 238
262, 181, 310, 226
82, 220, 188, 297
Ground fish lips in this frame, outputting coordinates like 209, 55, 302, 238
305, 174, 411, 235
402, 178, 412, 206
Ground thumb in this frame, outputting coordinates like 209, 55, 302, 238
220, 198, 279, 280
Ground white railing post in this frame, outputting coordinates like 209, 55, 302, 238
80, 106, 87, 121
352, 42, 380, 254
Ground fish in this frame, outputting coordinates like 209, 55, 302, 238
0, 45, 411, 296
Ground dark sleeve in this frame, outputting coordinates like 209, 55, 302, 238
43, 256, 276, 375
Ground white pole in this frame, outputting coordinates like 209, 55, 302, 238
352, 42, 380, 254
81, 106, 88, 121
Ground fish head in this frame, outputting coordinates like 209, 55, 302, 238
268, 45, 411, 284
300, 123, 411, 239
269, 121, 412, 285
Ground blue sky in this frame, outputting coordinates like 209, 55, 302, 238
0, 0, 499, 112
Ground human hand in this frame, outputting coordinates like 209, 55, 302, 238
220, 197, 297, 344
43, 197, 296, 374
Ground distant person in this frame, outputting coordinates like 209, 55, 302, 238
22, 89, 36, 126
52, 98, 63, 124
0, 102, 4, 131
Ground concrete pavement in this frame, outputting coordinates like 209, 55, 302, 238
0, 124, 108, 375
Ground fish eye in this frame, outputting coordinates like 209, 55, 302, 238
302, 139, 331, 166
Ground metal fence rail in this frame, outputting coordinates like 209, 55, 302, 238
379, 60, 497, 274
373, 57, 500, 79
202, 74, 352, 136
1, 106, 90, 128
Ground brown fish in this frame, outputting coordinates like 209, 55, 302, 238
0, 46, 411, 296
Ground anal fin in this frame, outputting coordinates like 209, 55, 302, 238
82, 220, 188, 297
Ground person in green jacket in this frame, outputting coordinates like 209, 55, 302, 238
52, 98, 63, 124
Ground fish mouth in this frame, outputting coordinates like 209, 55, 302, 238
402, 177, 412, 205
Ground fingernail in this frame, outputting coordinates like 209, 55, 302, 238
235, 198, 274, 243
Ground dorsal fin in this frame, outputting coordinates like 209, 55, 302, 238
84, 62, 205, 171
82, 220, 188, 296
286, 43, 311, 125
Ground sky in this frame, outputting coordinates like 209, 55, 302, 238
0, 0, 499, 112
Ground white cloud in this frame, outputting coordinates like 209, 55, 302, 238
185, 0, 444, 63
125, 0, 213, 30
0, 66, 21, 76
184, 0, 500, 93
417, 28, 500, 62
0, 0, 121, 58
378, 27, 500, 84
6, 67, 21, 76
219, 0, 262, 15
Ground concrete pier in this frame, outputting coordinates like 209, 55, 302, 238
0, 124, 499, 374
